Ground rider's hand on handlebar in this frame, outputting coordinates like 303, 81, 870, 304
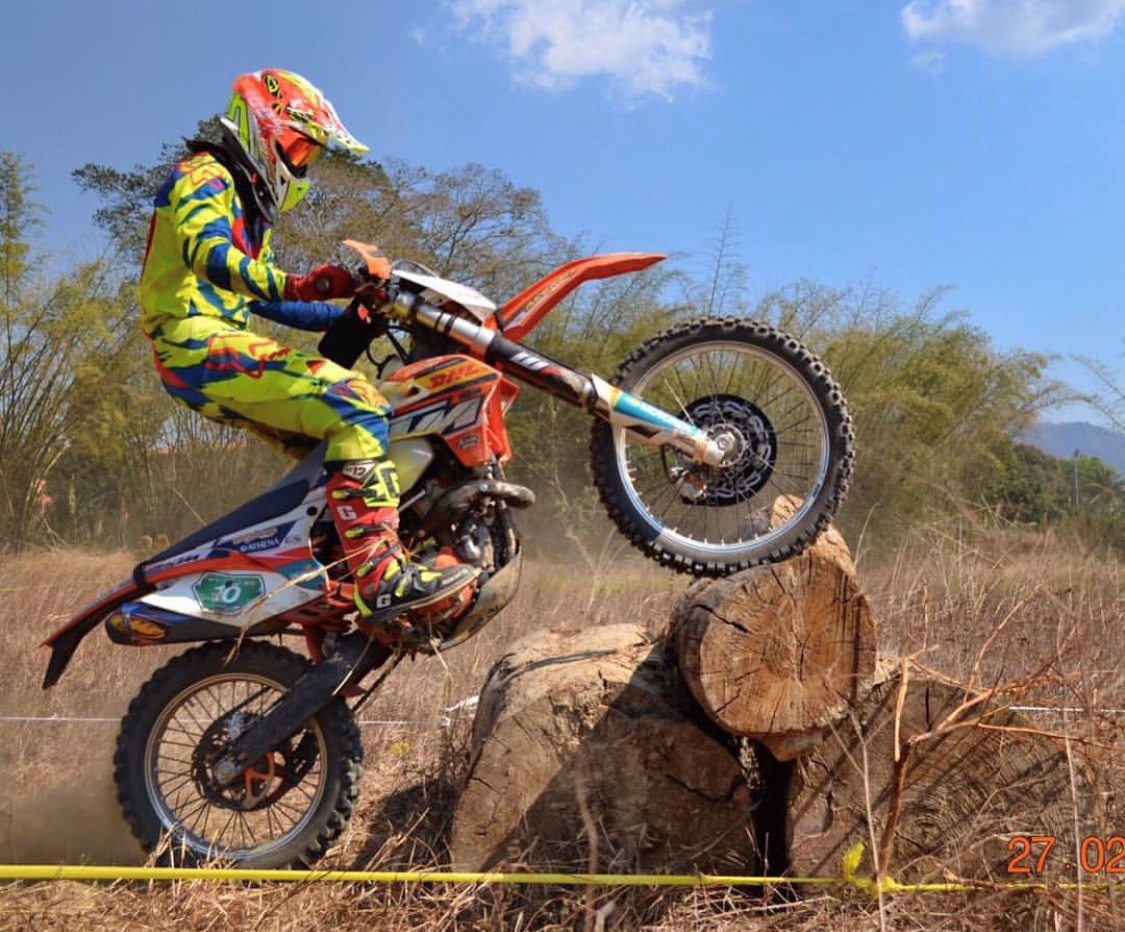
284, 264, 357, 302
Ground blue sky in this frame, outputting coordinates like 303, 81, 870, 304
4, 0, 1124, 421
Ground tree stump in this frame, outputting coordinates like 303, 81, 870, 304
448, 623, 765, 873
670, 502, 876, 760
787, 661, 1088, 882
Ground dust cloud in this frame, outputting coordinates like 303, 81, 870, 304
1, 772, 143, 865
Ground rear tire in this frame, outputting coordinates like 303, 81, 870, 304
590, 317, 854, 576
114, 641, 362, 868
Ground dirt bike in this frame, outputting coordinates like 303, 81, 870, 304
41, 241, 854, 868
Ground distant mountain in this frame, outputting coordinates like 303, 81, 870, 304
1024, 421, 1125, 476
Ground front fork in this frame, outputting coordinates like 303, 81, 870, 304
388, 291, 732, 468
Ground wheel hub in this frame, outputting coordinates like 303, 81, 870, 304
193, 712, 316, 812
667, 394, 777, 506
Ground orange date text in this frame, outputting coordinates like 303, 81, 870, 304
1006, 835, 1125, 874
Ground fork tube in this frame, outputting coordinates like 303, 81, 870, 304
392, 291, 597, 407
391, 292, 724, 465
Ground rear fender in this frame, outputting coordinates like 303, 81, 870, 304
42, 556, 331, 687
41, 578, 146, 688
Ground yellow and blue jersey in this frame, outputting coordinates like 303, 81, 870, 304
139, 150, 339, 335
139, 148, 387, 465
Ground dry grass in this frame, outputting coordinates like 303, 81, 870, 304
0, 528, 1121, 931
865, 525, 1125, 845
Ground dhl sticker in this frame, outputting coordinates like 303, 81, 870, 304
424, 361, 488, 390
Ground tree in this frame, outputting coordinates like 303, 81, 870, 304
0, 153, 42, 306
276, 155, 569, 308
699, 202, 749, 318
0, 154, 143, 548
1077, 353, 1125, 433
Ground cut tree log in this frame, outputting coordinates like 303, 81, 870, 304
787, 661, 1089, 883
670, 498, 877, 760
448, 623, 765, 873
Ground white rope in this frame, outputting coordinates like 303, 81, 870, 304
0, 715, 448, 728
5, 698, 1117, 727
1010, 705, 1125, 716
0, 716, 120, 724
0, 695, 482, 729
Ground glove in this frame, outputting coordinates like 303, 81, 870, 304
283, 264, 356, 302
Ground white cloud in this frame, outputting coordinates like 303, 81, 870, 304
902, 0, 1125, 56
449, 0, 713, 102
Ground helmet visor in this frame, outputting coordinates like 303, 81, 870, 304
282, 135, 325, 171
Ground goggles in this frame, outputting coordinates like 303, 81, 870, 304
281, 135, 325, 172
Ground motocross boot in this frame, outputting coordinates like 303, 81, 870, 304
324, 460, 477, 632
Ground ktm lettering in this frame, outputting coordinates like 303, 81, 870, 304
394, 398, 483, 436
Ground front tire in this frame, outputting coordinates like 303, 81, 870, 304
114, 641, 362, 868
591, 318, 854, 576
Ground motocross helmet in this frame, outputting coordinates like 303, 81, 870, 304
220, 69, 368, 214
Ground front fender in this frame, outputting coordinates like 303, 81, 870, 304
499, 253, 666, 341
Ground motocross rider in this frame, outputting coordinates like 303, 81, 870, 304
139, 68, 476, 629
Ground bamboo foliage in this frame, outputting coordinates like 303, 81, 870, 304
0, 156, 137, 548
2, 145, 1110, 555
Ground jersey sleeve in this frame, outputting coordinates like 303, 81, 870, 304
249, 299, 345, 332
166, 159, 289, 302
247, 234, 345, 330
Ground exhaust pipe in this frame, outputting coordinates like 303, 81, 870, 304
419, 480, 534, 537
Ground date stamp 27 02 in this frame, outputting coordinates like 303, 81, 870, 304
1007, 835, 1125, 874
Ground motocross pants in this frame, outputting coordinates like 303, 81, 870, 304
148, 316, 393, 470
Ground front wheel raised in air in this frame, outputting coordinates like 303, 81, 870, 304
114, 641, 362, 868
590, 318, 854, 576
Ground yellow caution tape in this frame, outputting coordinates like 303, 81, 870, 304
0, 865, 813, 886
0, 843, 1118, 893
